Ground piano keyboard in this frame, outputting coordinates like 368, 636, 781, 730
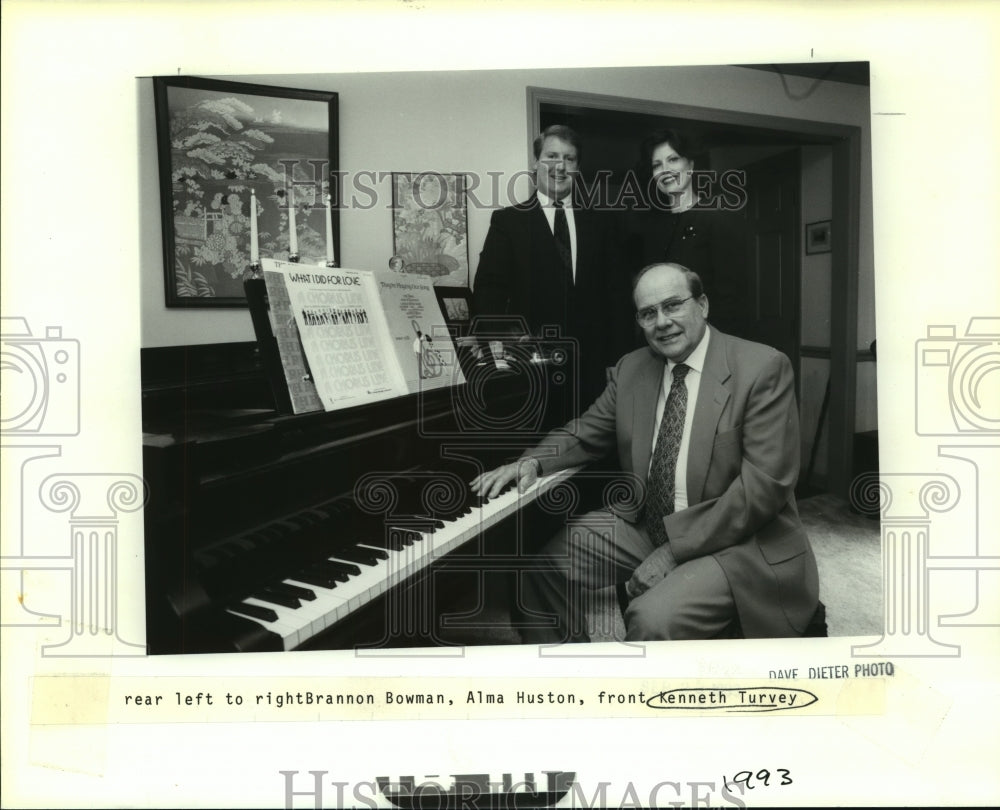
225, 467, 577, 650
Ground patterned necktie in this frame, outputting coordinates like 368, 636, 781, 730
552, 199, 572, 278
644, 363, 690, 546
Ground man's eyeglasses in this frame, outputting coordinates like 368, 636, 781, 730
635, 296, 694, 327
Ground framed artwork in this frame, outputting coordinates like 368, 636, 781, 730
153, 77, 339, 307
805, 219, 832, 255
434, 286, 472, 325
391, 172, 470, 287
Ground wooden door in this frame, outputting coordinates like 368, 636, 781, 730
740, 148, 801, 373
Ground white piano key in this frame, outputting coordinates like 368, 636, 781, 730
233, 467, 578, 650
245, 596, 316, 648
227, 599, 302, 651
252, 592, 329, 640
325, 553, 400, 609
284, 578, 351, 627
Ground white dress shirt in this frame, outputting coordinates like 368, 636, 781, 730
649, 326, 712, 513
536, 189, 577, 282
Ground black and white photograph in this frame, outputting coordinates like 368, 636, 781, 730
2, 3, 998, 809
139, 63, 878, 655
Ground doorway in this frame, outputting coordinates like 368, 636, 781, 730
531, 87, 863, 497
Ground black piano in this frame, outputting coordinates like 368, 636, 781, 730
141, 332, 585, 654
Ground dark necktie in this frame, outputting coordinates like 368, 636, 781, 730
644, 363, 690, 547
552, 199, 572, 278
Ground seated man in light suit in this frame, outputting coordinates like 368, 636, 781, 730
471, 262, 819, 642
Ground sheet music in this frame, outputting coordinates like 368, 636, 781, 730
265, 259, 409, 411
373, 271, 466, 393
261, 268, 324, 414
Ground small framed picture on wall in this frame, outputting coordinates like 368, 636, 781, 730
805, 219, 832, 255
434, 286, 472, 326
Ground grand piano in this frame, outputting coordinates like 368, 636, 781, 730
141, 324, 588, 654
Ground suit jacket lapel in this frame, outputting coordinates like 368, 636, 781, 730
529, 203, 551, 244
687, 331, 732, 504
631, 349, 665, 489
515, 195, 543, 249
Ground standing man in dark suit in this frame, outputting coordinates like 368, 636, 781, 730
471, 124, 632, 405
471, 262, 819, 642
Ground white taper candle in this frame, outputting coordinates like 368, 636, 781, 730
325, 193, 335, 264
249, 188, 259, 263
288, 189, 298, 255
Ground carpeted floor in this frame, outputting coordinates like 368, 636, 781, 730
583, 493, 883, 641
796, 493, 882, 637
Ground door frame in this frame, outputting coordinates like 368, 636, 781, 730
527, 86, 863, 497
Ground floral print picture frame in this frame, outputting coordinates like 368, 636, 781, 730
153, 77, 339, 307
390, 172, 470, 288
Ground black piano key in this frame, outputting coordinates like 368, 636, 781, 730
272, 520, 300, 538
214, 611, 283, 653
358, 544, 390, 560
392, 529, 417, 546
294, 570, 340, 589
318, 501, 363, 527
312, 560, 355, 581
385, 527, 426, 544
362, 532, 406, 551
473, 481, 515, 509
254, 589, 301, 609
287, 514, 318, 531
405, 513, 444, 528
331, 547, 383, 566
256, 526, 284, 544
272, 582, 316, 601
315, 498, 351, 516
438, 505, 472, 522
240, 533, 265, 549
317, 550, 361, 582
230, 601, 279, 623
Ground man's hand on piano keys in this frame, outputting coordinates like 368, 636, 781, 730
470, 457, 542, 499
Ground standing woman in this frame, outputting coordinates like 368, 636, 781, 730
628, 129, 749, 339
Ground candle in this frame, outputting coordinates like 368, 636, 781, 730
249, 188, 259, 264
325, 193, 335, 265
287, 188, 298, 256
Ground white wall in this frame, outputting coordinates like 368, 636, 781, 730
139, 65, 875, 350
